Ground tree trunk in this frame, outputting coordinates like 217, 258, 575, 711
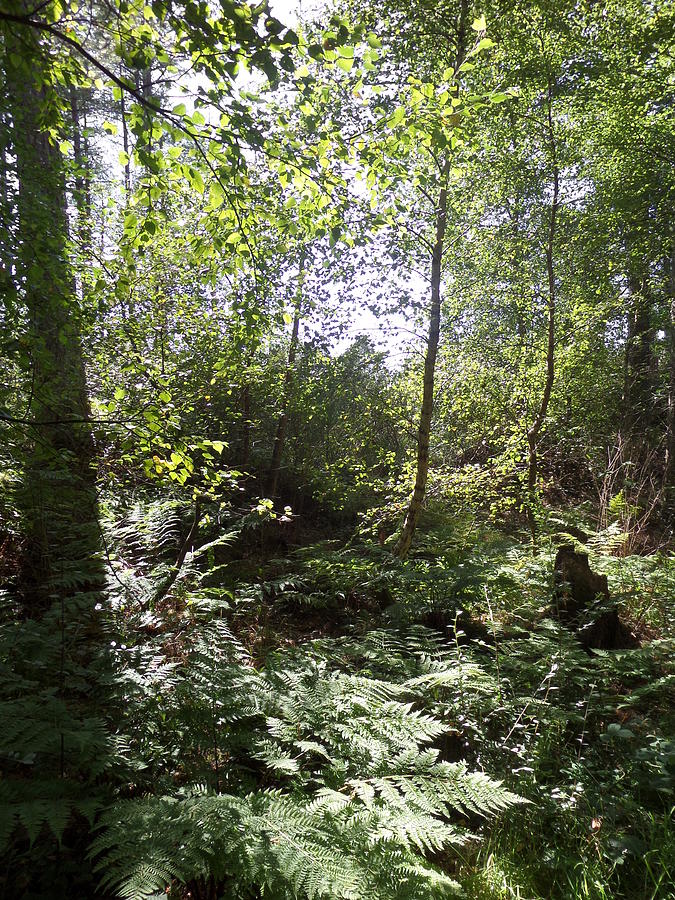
69, 86, 92, 265
69, 87, 85, 215
267, 253, 305, 499
120, 69, 131, 195
525, 70, 559, 549
393, 159, 450, 559
0, 117, 14, 302
623, 271, 655, 439
241, 381, 251, 467
4, 19, 103, 613
665, 246, 675, 507
393, 0, 470, 559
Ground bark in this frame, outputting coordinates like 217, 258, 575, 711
69, 87, 85, 215
623, 272, 655, 439
69, 86, 91, 254
525, 70, 559, 548
4, 16, 103, 612
665, 246, 675, 502
152, 497, 201, 606
393, 159, 450, 559
266, 253, 306, 499
393, 0, 470, 559
0, 118, 13, 298
241, 381, 251, 467
120, 73, 131, 195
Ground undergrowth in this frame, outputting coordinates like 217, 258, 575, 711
1, 499, 673, 898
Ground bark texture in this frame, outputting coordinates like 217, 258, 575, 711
553, 545, 635, 650
394, 160, 450, 559
623, 272, 655, 439
393, 0, 470, 559
4, 16, 102, 611
525, 70, 559, 548
665, 247, 675, 508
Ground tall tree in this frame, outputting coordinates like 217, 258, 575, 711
667, 246, 675, 500
392, 0, 471, 558
524, 62, 559, 547
3, 7, 103, 612
393, 158, 451, 557
267, 252, 306, 498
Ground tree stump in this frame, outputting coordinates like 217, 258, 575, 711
553, 544, 635, 650
554, 545, 609, 620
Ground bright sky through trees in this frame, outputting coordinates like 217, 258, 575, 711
1, 0, 673, 896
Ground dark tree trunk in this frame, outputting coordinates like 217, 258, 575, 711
553, 545, 635, 650
241, 382, 251, 467
394, 159, 450, 559
4, 19, 103, 613
267, 253, 305, 499
526, 70, 559, 549
665, 247, 675, 508
120, 69, 131, 195
69, 86, 92, 262
393, 0, 470, 559
623, 272, 655, 439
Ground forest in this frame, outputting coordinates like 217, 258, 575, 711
0, 0, 673, 896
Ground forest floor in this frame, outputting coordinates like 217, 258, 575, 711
4, 501, 674, 899
184, 506, 675, 899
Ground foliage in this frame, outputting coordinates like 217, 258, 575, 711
1, 0, 674, 897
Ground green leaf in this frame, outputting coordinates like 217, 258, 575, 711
189, 170, 205, 194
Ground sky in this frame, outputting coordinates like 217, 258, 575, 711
266, 0, 421, 362
91, 0, 418, 365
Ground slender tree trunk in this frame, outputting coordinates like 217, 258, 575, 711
623, 271, 655, 439
120, 71, 131, 195
70, 87, 85, 214
665, 246, 675, 506
138, 66, 154, 210
241, 382, 251, 467
394, 159, 450, 559
525, 71, 559, 549
267, 253, 305, 499
393, 0, 469, 559
0, 119, 13, 300
69, 86, 92, 262
4, 19, 103, 612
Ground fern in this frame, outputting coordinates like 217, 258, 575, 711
89, 610, 524, 899
93, 786, 473, 899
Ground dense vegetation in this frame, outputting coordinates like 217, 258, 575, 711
0, 0, 673, 897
